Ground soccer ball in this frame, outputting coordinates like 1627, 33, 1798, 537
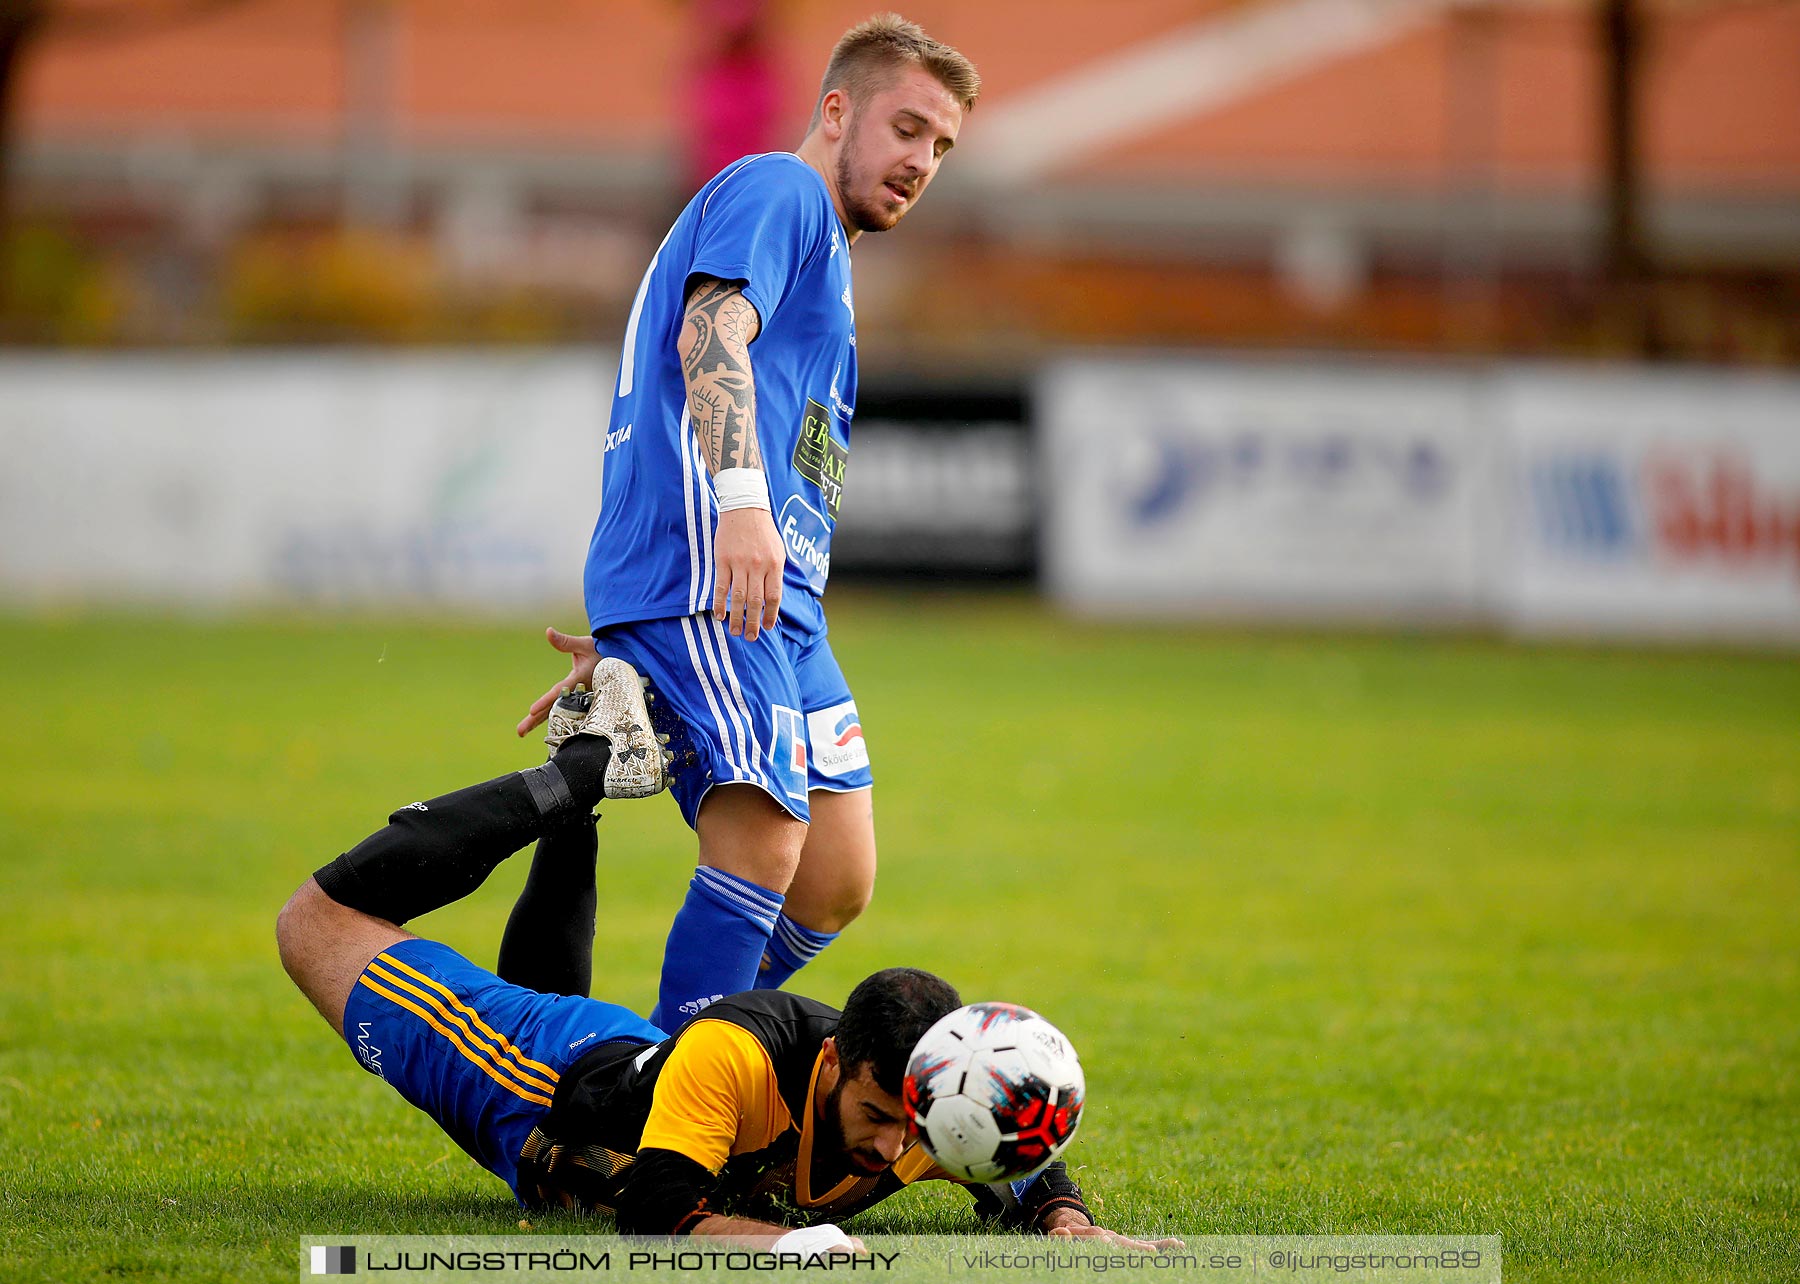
902, 1002, 1085, 1183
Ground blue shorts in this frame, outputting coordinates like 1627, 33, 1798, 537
595, 613, 874, 828
342, 940, 666, 1200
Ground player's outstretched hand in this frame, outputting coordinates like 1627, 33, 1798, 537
1046, 1218, 1186, 1253
515, 626, 599, 737
713, 507, 784, 642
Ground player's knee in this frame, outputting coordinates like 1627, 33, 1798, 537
826, 874, 873, 928
786, 864, 874, 933
738, 842, 805, 894
697, 786, 809, 890
275, 878, 328, 979
823, 833, 877, 925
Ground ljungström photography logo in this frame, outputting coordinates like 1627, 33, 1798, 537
310, 1245, 356, 1275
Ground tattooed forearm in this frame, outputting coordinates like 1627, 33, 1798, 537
679, 279, 764, 475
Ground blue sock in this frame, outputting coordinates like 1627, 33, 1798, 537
755, 914, 840, 990
650, 866, 784, 1030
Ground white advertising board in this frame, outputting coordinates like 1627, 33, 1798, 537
0, 351, 612, 609
1041, 356, 1800, 643
1499, 366, 1800, 641
9, 352, 1796, 643
1040, 357, 1491, 620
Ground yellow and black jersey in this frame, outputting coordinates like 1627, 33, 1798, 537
514, 990, 1086, 1234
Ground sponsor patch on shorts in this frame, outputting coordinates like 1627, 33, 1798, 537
807, 700, 870, 779
770, 705, 809, 800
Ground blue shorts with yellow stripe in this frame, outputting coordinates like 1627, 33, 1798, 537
343, 940, 667, 1200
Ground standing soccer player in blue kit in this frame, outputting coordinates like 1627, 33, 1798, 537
515, 16, 982, 1029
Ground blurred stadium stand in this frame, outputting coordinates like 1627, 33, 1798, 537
2, 2, 1796, 638
3, 0, 1796, 361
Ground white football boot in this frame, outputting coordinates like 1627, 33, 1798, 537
544, 658, 672, 799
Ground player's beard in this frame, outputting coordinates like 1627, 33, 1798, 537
835, 118, 905, 235
819, 1079, 890, 1176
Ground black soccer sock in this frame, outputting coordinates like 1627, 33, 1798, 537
313, 737, 612, 926
496, 813, 599, 997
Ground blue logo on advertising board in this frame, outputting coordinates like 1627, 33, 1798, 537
1120, 428, 1452, 530
1526, 456, 1641, 557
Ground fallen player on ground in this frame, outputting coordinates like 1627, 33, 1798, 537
277, 661, 1181, 1254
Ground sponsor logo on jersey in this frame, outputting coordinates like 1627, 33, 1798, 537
829, 364, 855, 423
605, 422, 633, 453
793, 399, 849, 515
808, 700, 870, 779
778, 495, 832, 595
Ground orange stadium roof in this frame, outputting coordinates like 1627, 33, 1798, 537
16, 0, 1800, 195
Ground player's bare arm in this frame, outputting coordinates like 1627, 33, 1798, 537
679, 277, 785, 642
680, 279, 762, 474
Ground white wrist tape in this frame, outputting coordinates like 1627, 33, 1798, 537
772, 1224, 854, 1262
714, 467, 771, 512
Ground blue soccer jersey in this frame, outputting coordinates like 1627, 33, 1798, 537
586, 153, 857, 637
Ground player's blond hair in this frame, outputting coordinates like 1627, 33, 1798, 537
808, 13, 980, 131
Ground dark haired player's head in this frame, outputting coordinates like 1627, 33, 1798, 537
818, 967, 960, 1175
835, 966, 961, 1096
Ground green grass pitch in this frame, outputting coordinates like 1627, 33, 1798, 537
1, 595, 1795, 1282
